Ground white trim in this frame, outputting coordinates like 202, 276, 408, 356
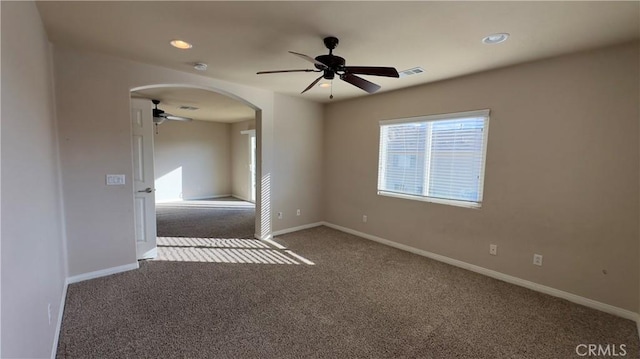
51, 280, 69, 359
66, 262, 139, 284
240, 129, 256, 135
255, 232, 271, 240
138, 247, 157, 260
154, 198, 183, 203
155, 194, 233, 203
322, 222, 638, 321
477, 115, 490, 202
231, 194, 252, 202
183, 194, 232, 200
378, 190, 481, 209
379, 109, 490, 126
272, 222, 324, 237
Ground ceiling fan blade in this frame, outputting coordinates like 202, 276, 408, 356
257, 69, 320, 74
340, 73, 381, 94
343, 66, 399, 78
165, 114, 193, 121
289, 51, 328, 69
301, 75, 324, 94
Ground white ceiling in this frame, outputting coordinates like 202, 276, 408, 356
36, 1, 639, 119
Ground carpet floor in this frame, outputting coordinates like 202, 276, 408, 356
155, 197, 255, 239
56, 226, 638, 358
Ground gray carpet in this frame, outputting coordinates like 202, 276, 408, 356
155, 197, 255, 239
56, 226, 638, 358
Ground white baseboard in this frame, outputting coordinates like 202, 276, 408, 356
66, 262, 139, 285
138, 247, 157, 260
52, 262, 139, 357
51, 280, 69, 359
185, 194, 232, 200
272, 222, 324, 237
322, 222, 638, 322
231, 194, 252, 202
154, 198, 182, 203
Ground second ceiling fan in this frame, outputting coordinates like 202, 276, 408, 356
257, 37, 399, 98
152, 99, 193, 124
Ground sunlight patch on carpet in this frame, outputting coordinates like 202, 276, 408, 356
157, 237, 269, 248
154, 237, 314, 265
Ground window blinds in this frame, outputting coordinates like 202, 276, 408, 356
378, 109, 490, 208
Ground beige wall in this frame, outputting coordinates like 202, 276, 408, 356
1, 2, 68, 357
53, 46, 275, 276
154, 120, 231, 201
323, 42, 640, 312
273, 94, 324, 231
231, 119, 256, 201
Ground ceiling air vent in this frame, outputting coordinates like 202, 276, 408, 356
398, 67, 425, 78
178, 106, 199, 111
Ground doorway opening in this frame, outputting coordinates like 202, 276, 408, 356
130, 85, 262, 261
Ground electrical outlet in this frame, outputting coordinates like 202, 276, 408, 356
296, 209, 301, 216
47, 303, 52, 325
489, 244, 497, 256
533, 254, 543, 266
277, 212, 283, 219
362, 215, 368, 223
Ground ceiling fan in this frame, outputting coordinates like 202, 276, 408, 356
257, 36, 399, 98
152, 99, 193, 124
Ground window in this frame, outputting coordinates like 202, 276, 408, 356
377, 109, 490, 208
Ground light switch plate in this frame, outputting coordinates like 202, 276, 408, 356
106, 174, 125, 185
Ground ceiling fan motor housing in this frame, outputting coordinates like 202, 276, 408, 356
315, 54, 346, 76
151, 99, 165, 118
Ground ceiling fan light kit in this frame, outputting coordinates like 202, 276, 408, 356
257, 36, 399, 99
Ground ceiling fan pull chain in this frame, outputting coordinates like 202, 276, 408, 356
330, 80, 334, 100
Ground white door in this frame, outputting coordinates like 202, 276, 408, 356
131, 98, 157, 259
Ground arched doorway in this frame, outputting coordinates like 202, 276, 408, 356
129, 84, 265, 259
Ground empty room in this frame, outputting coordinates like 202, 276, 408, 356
2, 1, 639, 358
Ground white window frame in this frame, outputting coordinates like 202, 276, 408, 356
377, 109, 490, 209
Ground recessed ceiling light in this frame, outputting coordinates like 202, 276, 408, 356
170, 39, 193, 49
482, 33, 509, 45
319, 83, 331, 88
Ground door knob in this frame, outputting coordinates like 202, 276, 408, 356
138, 187, 153, 193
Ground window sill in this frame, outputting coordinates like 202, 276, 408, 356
377, 191, 481, 209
